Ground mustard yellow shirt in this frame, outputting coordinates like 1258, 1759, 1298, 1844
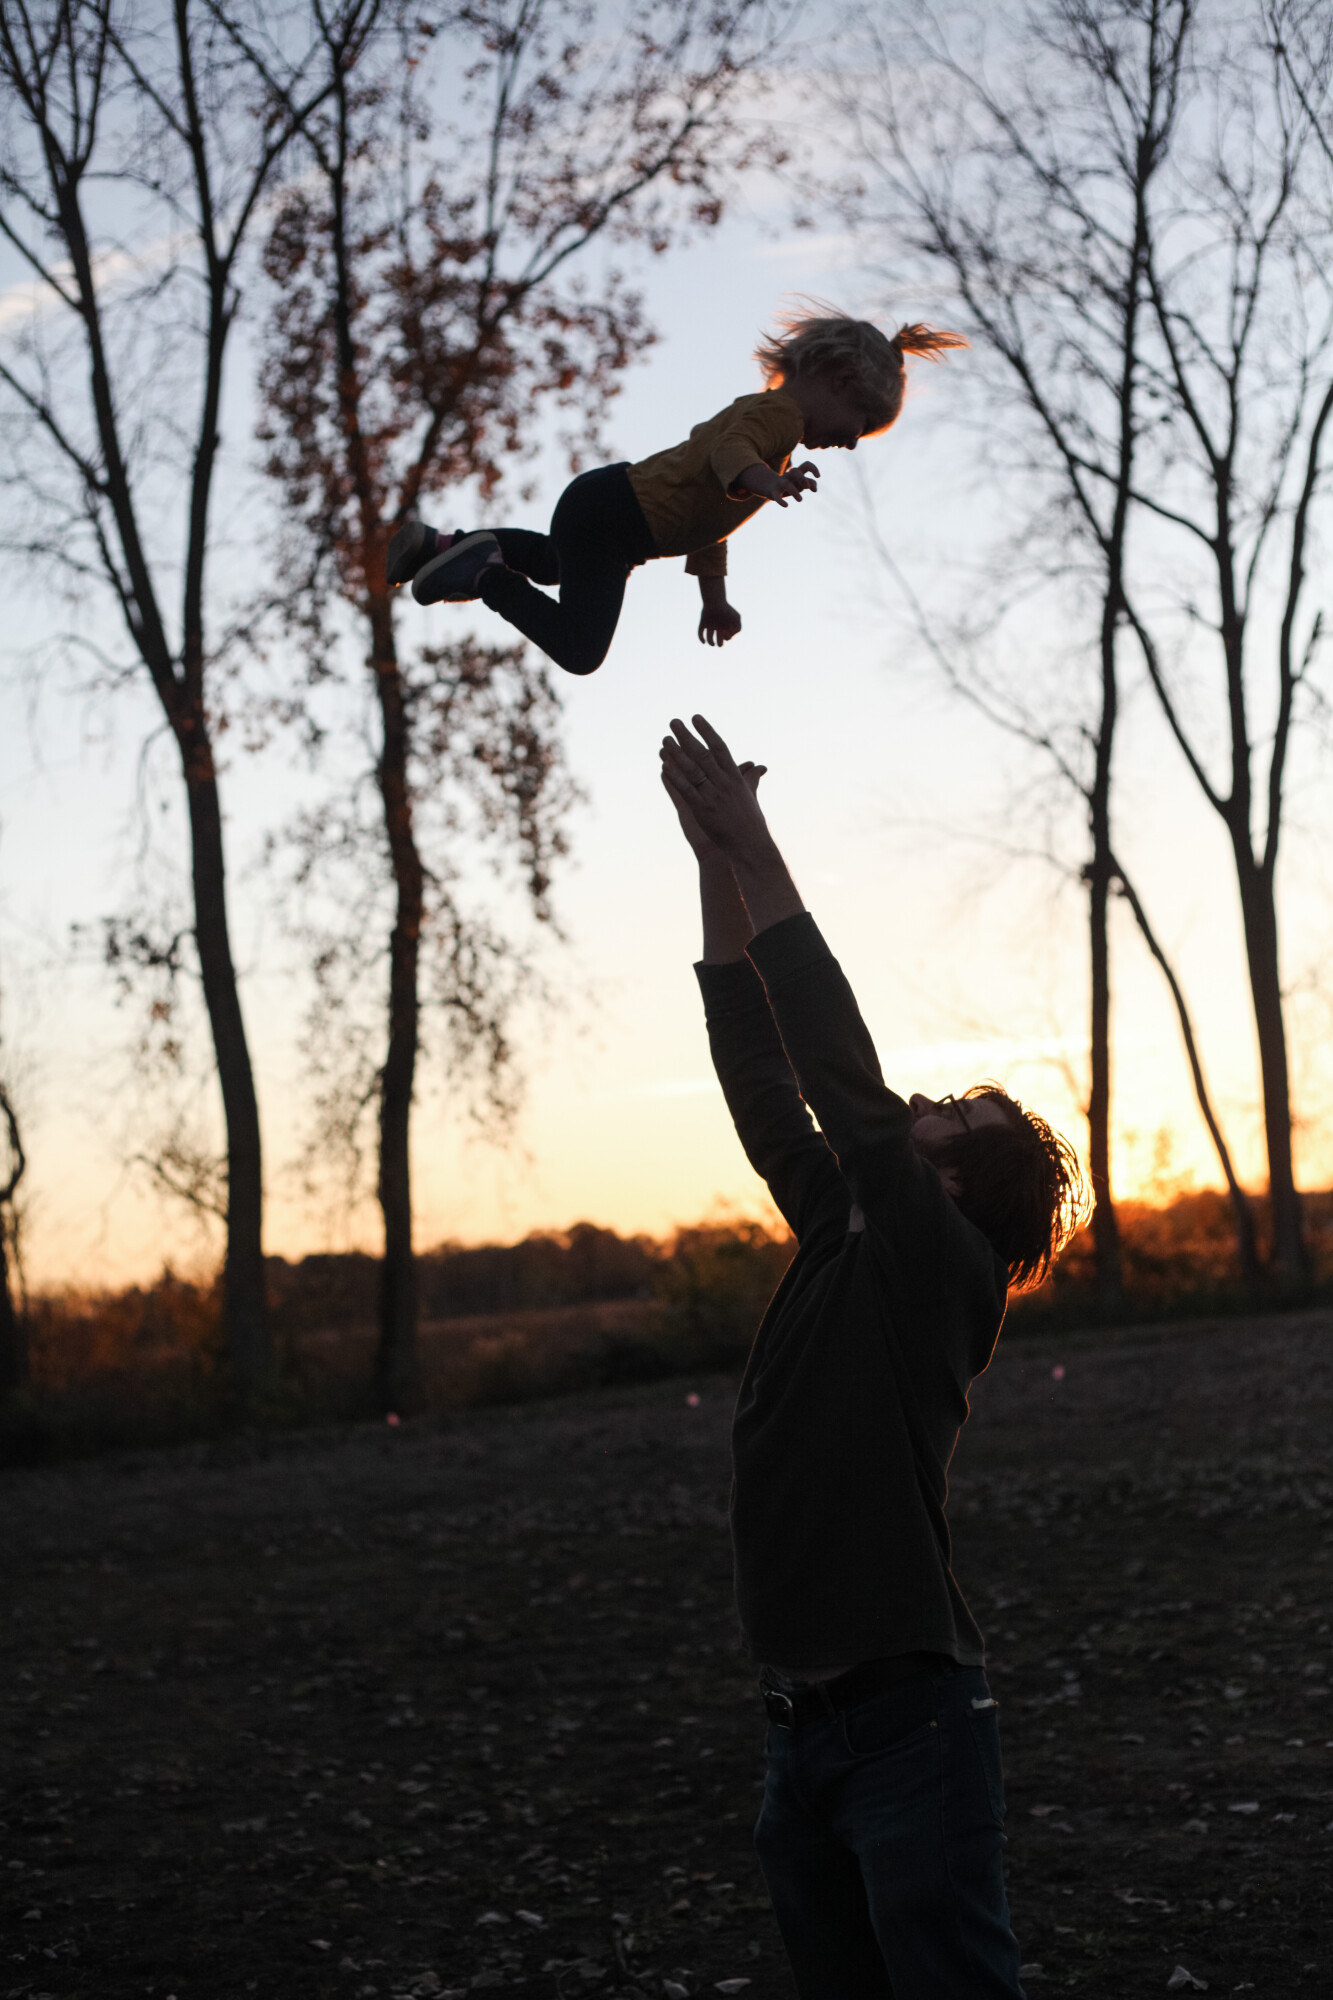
626, 388, 805, 579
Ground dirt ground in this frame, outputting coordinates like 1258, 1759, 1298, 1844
4, 1307, 1332, 1999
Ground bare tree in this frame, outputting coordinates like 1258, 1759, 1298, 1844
0, 0, 381, 1399
1126, 6, 1333, 1282
830, 0, 1190, 1303
256, 0, 791, 1408
827, 0, 1331, 1286
860, 498, 1261, 1292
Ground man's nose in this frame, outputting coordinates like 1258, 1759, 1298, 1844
909, 1093, 935, 1119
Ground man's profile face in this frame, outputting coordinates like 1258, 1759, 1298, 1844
908, 1092, 1011, 1195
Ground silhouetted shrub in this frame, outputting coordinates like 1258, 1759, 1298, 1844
651, 1219, 793, 1368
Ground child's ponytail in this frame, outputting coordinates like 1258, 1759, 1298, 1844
892, 322, 970, 362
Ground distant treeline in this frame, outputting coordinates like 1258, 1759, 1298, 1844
29, 1190, 1333, 1362
260, 1189, 1333, 1333
5, 1192, 1333, 1464
266, 1221, 666, 1332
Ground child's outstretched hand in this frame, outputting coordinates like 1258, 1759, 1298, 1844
734, 460, 820, 507
698, 597, 742, 647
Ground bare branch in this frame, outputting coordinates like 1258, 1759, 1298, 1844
1267, 372, 1333, 875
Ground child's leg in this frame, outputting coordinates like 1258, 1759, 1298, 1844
490, 529, 559, 586
477, 543, 630, 676
477, 466, 652, 676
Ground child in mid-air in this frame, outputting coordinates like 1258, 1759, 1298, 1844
387, 304, 966, 676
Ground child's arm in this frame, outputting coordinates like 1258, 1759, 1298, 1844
732, 460, 820, 506
698, 574, 742, 648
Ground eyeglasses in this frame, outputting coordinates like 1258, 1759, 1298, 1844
936, 1092, 974, 1132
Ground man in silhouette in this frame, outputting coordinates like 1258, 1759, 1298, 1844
659, 713, 1087, 2000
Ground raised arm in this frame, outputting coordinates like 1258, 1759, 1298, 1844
661, 716, 928, 1217
660, 715, 805, 934
661, 754, 844, 1239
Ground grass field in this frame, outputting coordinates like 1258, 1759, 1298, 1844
3, 1306, 1331, 1998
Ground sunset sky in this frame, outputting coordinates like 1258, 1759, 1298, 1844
2, 181, 1331, 1290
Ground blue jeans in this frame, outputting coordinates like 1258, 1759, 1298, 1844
754, 1665, 1026, 1999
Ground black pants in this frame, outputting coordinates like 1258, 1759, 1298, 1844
477, 462, 658, 675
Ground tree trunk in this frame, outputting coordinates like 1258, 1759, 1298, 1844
182, 722, 269, 1396
1087, 585, 1125, 1312
1086, 841, 1125, 1311
0, 1226, 22, 1396
371, 607, 424, 1411
1234, 848, 1308, 1284
0, 1080, 25, 1395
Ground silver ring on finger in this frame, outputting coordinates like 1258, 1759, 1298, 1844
690, 770, 709, 788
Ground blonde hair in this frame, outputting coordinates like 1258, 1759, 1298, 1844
755, 299, 968, 433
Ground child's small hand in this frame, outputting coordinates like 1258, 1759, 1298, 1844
698, 598, 742, 647
771, 461, 820, 505
733, 460, 820, 507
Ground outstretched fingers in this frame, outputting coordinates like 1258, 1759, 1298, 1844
660, 762, 696, 818
666, 715, 705, 755
659, 762, 692, 810
661, 719, 761, 805
662, 718, 716, 790
689, 713, 740, 775
664, 712, 740, 783
660, 728, 704, 788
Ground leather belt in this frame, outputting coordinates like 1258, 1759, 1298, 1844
760, 1651, 957, 1730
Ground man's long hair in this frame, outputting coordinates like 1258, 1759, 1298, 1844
936, 1085, 1091, 1292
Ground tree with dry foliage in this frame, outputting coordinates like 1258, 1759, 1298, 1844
826, 0, 1332, 1286
256, 0, 791, 1408
0, 0, 383, 1401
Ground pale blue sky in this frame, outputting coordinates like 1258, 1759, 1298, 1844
1, 162, 1330, 1287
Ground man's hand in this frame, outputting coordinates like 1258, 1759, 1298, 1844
660, 716, 805, 936
659, 716, 778, 862
732, 460, 820, 507
662, 736, 766, 964
664, 755, 766, 860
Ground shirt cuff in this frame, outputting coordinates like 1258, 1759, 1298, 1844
694, 955, 767, 1012
686, 543, 728, 578
746, 910, 831, 986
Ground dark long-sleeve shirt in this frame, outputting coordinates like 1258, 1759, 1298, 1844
695, 911, 1008, 1674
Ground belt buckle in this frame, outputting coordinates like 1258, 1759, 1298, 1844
763, 1688, 796, 1729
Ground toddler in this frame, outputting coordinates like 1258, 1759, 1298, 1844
387, 305, 965, 676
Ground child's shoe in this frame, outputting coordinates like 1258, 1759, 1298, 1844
387, 519, 442, 588
412, 531, 502, 604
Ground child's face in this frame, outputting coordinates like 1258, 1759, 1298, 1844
792, 370, 876, 450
